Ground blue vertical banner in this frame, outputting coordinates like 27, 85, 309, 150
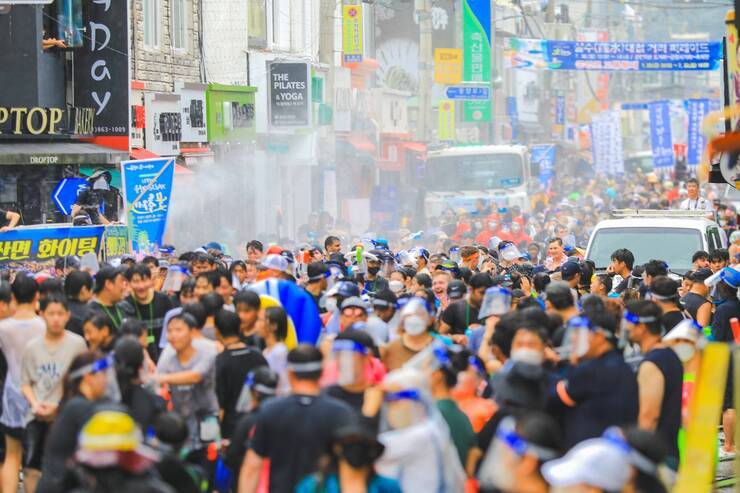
648, 100, 674, 169
507, 96, 519, 139
121, 158, 175, 253
687, 98, 710, 166
530, 144, 556, 185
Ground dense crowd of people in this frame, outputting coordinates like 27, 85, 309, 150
0, 173, 737, 493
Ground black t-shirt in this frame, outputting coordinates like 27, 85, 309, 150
122, 384, 166, 433
251, 393, 356, 493
641, 347, 683, 461
240, 333, 266, 351
87, 300, 135, 331
0, 210, 8, 228
215, 345, 268, 439
548, 350, 638, 448
36, 397, 99, 493
66, 299, 91, 337
121, 292, 173, 360
304, 288, 326, 314
661, 310, 687, 334
223, 410, 260, 480
323, 385, 364, 414
442, 299, 479, 335
681, 292, 710, 323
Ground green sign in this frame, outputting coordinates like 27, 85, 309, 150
205, 84, 258, 143
462, 0, 491, 122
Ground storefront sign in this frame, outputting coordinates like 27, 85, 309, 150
269, 62, 310, 128
205, 84, 257, 142
507, 38, 722, 71
0, 225, 105, 266
445, 86, 489, 101
591, 110, 623, 174
342, 4, 363, 63
73, 0, 129, 139
0, 106, 94, 136
434, 48, 463, 84
648, 100, 674, 169
462, 0, 491, 122
145, 93, 182, 156
103, 224, 129, 260
175, 81, 208, 143
121, 158, 175, 252
438, 100, 455, 141
686, 98, 709, 166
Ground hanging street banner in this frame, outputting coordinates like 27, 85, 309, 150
530, 144, 556, 185
269, 62, 311, 128
507, 96, 519, 140
648, 100, 675, 169
591, 111, 624, 175
462, 0, 491, 122
434, 48, 463, 85
438, 100, 456, 141
506, 38, 722, 71
0, 225, 105, 267
342, 4, 363, 63
687, 98, 710, 167
121, 158, 175, 253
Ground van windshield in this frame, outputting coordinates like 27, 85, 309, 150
425, 153, 524, 192
588, 227, 702, 274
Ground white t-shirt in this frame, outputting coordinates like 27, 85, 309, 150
679, 197, 713, 212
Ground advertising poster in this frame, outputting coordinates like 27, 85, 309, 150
462, 0, 491, 122
438, 100, 455, 141
269, 62, 311, 128
0, 225, 105, 268
648, 100, 675, 169
434, 48, 463, 84
342, 4, 363, 63
121, 158, 175, 252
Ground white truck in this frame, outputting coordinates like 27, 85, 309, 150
585, 210, 728, 275
423, 145, 532, 220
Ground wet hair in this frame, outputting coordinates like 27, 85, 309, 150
548, 237, 563, 247
625, 300, 663, 335
196, 271, 220, 290
181, 303, 207, 329
94, 266, 124, 294
490, 311, 523, 359
265, 306, 288, 342
39, 278, 64, 299
120, 318, 147, 339
200, 292, 224, 318
517, 412, 564, 463
709, 248, 730, 263
643, 260, 669, 279
61, 351, 103, 404
0, 284, 10, 305
40, 295, 68, 312
533, 272, 551, 294
247, 240, 264, 253
125, 263, 152, 281
153, 413, 189, 450
215, 309, 241, 339
470, 272, 494, 290
179, 277, 196, 299
650, 276, 680, 305
414, 273, 432, 289
287, 344, 323, 381
11, 273, 38, 304
64, 270, 94, 300
610, 248, 635, 270
692, 250, 709, 263
234, 290, 261, 310
168, 312, 198, 330
323, 236, 340, 251
593, 274, 613, 294
252, 366, 279, 401
83, 312, 117, 338
142, 255, 159, 267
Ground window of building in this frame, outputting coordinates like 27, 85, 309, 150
248, 0, 267, 48
143, 0, 160, 49
171, 0, 187, 51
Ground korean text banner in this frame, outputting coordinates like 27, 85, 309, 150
507, 38, 722, 71
686, 99, 710, 166
648, 101, 675, 169
121, 158, 175, 253
342, 5, 363, 63
462, 0, 491, 122
0, 225, 104, 266
591, 111, 624, 175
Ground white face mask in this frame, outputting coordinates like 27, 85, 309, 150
672, 342, 696, 363
510, 348, 544, 366
325, 297, 338, 313
389, 280, 405, 294
404, 315, 427, 336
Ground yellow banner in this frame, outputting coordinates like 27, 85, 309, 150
342, 5, 363, 63
438, 100, 455, 141
675, 342, 730, 493
434, 48, 463, 85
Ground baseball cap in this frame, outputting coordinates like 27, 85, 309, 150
542, 437, 631, 491
560, 261, 581, 281
203, 242, 223, 253
261, 254, 288, 272
306, 262, 329, 282
265, 245, 283, 255
721, 267, 740, 288
372, 289, 398, 309
447, 279, 467, 300
341, 296, 368, 312
689, 268, 713, 283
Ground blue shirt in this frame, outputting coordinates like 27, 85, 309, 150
295, 473, 402, 493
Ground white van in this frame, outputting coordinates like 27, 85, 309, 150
423, 145, 532, 220
585, 210, 728, 275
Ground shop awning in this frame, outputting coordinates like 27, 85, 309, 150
130, 148, 195, 174
344, 134, 376, 155
0, 141, 129, 166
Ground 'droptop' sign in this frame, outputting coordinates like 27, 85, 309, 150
269, 62, 311, 128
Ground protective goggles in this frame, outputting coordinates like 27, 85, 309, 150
496, 417, 558, 460
332, 340, 369, 355
384, 389, 422, 402
68, 355, 113, 380
623, 311, 659, 325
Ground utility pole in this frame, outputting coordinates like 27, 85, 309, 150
417, 0, 433, 142
319, 0, 336, 214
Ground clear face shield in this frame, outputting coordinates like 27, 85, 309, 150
557, 316, 593, 362
404, 339, 455, 378
396, 250, 418, 269
478, 287, 513, 319
399, 297, 432, 336
330, 339, 369, 387
500, 244, 521, 263
380, 389, 429, 431
235, 372, 277, 413
449, 247, 461, 264
478, 416, 559, 491
68, 355, 120, 403
162, 264, 189, 293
